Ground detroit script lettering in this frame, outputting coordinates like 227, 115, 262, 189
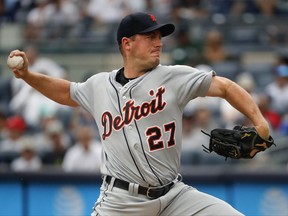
101, 87, 167, 140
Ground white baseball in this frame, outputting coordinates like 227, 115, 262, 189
7, 56, 24, 69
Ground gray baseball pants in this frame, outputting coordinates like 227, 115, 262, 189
91, 177, 244, 216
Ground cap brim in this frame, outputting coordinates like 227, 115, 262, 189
139, 23, 175, 37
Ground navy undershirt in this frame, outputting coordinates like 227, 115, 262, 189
116, 68, 137, 86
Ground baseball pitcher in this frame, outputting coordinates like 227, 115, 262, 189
8, 12, 274, 216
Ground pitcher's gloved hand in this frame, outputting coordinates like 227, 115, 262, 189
202, 125, 275, 159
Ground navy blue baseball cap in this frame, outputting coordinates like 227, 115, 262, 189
117, 12, 175, 45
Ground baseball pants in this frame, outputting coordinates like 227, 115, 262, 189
91, 177, 243, 216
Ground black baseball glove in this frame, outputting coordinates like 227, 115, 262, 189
202, 125, 275, 159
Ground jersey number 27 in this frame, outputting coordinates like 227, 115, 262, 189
146, 121, 176, 152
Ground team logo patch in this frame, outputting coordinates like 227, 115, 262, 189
149, 14, 157, 22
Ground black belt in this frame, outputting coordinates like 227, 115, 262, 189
105, 176, 178, 199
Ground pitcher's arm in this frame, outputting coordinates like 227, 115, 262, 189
8, 50, 79, 107
206, 76, 270, 140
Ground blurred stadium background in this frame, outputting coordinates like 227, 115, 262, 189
0, 0, 288, 216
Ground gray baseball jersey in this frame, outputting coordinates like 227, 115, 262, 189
70, 64, 214, 187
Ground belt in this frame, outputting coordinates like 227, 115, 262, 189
105, 175, 181, 199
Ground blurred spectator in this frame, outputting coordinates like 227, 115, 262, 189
257, 93, 281, 130
25, 0, 80, 40
0, 0, 4, 21
84, 0, 146, 42
62, 125, 102, 173
275, 0, 288, 14
265, 65, 288, 115
13, 0, 37, 24
25, 0, 50, 41
171, 27, 203, 65
42, 0, 80, 39
1, 0, 24, 22
23, 44, 67, 78
172, 0, 208, 21
34, 118, 71, 166
71, 0, 148, 41
0, 111, 7, 141
10, 136, 42, 171
195, 106, 221, 130
181, 106, 222, 165
86, 0, 146, 25
147, 0, 173, 21
265, 24, 288, 46
279, 113, 288, 136
230, 1, 249, 17
67, 0, 93, 39
182, 111, 195, 140
0, 115, 26, 152
9, 45, 70, 130
181, 111, 199, 165
213, 0, 280, 18
277, 56, 288, 65
204, 0, 234, 16
0, 74, 12, 115
0, 115, 26, 163
124, 0, 147, 12
70, 107, 100, 141
254, 0, 279, 17
202, 30, 228, 64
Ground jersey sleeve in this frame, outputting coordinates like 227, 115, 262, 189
168, 65, 216, 106
70, 75, 100, 114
